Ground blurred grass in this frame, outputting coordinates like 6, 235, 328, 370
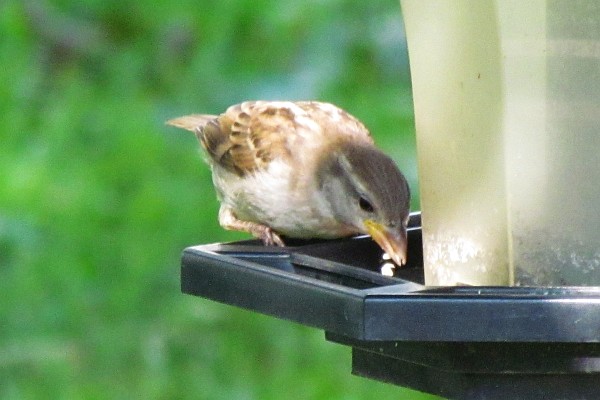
0, 0, 437, 399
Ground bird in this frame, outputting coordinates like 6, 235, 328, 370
167, 101, 411, 266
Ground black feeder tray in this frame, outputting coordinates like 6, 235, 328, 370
181, 212, 600, 400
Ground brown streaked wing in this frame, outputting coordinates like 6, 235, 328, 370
168, 101, 370, 177
205, 102, 295, 176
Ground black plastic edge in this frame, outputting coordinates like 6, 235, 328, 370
363, 295, 600, 342
181, 248, 367, 338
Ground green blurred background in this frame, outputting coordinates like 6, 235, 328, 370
0, 0, 435, 398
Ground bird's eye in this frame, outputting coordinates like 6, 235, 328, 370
359, 196, 374, 213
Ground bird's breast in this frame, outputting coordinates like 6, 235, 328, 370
211, 158, 356, 239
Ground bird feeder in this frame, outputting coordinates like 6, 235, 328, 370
402, 0, 600, 286
182, 213, 600, 399
181, 2, 600, 399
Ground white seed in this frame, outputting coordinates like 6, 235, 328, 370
380, 262, 396, 277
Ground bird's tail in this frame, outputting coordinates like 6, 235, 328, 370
166, 114, 217, 133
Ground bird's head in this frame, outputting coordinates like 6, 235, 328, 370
317, 142, 411, 266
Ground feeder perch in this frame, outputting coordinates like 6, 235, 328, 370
181, 213, 600, 400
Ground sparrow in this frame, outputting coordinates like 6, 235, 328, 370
167, 101, 411, 266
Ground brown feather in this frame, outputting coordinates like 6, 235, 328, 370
167, 101, 375, 177
166, 114, 215, 133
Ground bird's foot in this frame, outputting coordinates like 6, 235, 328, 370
218, 206, 285, 247
257, 226, 285, 247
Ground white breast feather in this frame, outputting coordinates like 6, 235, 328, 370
211, 159, 351, 238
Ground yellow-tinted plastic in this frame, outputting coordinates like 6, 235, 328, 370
401, 0, 600, 286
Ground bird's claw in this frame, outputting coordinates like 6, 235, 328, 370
218, 206, 285, 247
260, 227, 285, 247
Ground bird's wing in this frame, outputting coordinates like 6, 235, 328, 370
166, 101, 373, 176
167, 102, 296, 176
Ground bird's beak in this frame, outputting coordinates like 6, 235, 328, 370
364, 220, 408, 266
